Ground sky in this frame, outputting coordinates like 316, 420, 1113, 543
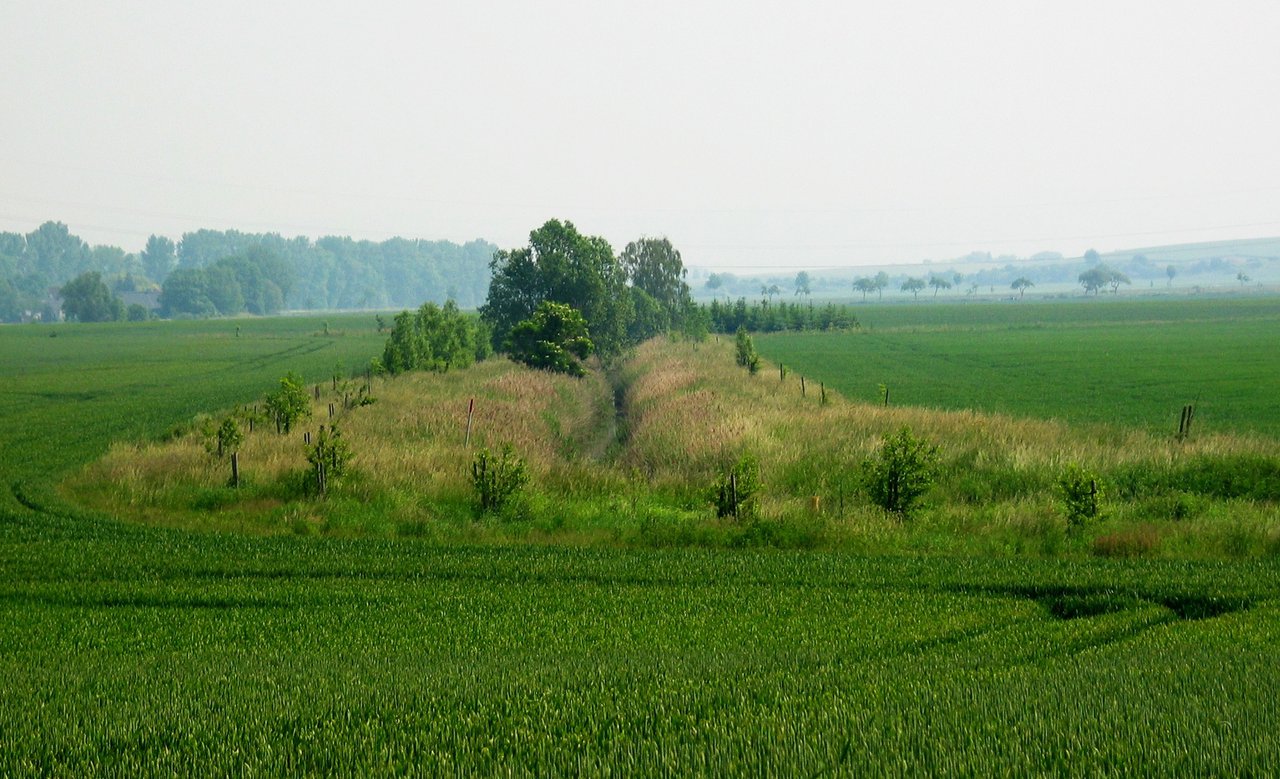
2, 1, 1278, 271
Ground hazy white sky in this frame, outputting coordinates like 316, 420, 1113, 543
2, 1, 1278, 270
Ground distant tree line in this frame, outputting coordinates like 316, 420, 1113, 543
703, 298, 857, 333
0, 221, 495, 322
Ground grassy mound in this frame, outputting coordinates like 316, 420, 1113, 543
67, 337, 1280, 557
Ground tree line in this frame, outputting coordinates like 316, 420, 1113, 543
0, 221, 495, 322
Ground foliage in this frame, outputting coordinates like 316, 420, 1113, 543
483, 219, 633, 358
1078, 263, 1129, 296
704, 298, 857, 333
620, 236, 691, 336
1011, 276, 1034, 298
305, 424, 352, 496
861, 426, 939, 518
901, 277, 926, 299
734, 326, 760, 374
380, 300, 482, 375
265, 372, 311, 433
61, 271, 124, 322
506, 301, 594, 377
215, 417, 243, 458
1059, 464, 1102, 527
471, 444, 529, 516
713, 454, 761, 520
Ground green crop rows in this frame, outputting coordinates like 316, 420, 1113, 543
2, 307, 1279, 774
756, 296, 1280, 436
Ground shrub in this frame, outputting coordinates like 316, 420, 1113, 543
215, 417, 243, 459
734, 326, 760, 374
1059, 464, 1102, 527
265, 372, 311, 433
506, 302, 594, 377
714, 454, 761, 521
861, 427, 939, 518
305, 424, 352, 496
472, 444, 530, 517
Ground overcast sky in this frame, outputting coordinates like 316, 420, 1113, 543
2, 1, 1278, 270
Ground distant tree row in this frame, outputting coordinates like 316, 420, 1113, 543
703, 298, 857, 333
0, 221, 495, 322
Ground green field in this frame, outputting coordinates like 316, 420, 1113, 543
756, 297, 1280, 436
2, 308, 1279, 774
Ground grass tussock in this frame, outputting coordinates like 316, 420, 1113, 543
68, 338, 1280, 556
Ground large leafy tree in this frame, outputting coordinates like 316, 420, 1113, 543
60, 271, 123, 322
619, 236, 690, 334
482, 219, 632, 358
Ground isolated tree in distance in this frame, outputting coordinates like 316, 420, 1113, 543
901, 277, 926, 300
506, 301, 594, 377
794, 271, 812, 297
1107, 268, 1130, 294
1166, 265, 1177, 287
1237, 272, 1251, 286
1011, 277, 1034, 299
862, 426, 939, 519
61, 271, 124, 322
1078, 267, 1107, 296
873, 272, 889, 300
853, 277, 875, 301
928, 275, 952, 297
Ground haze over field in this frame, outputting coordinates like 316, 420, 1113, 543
2, 1, 1279, 270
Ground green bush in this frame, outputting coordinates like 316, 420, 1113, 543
714, 454, 761, 521
862, 427, 939, 518
472, 444, 530, 517
734, 326, 760, 374
1059, 464, 1102, 527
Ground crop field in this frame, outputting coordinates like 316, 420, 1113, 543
755, 296, 1280, 437
2, 305, 1280, 774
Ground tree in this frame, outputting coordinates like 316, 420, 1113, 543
506, 301, 594, 377
60, 271, 123, 322
381, 300, 480, 375
873, 272, 889, 300
1106, 268, 1130, 294
620, 236, 691, 333
159, 267, 215, 317
140, 235, 177, 283
1237, 271, 1251, 286
1084, 248, 1101, 265
482, 220, 632, 358
734, 326, 760, 374
1078, 267, 1107, 296
265, 372, 311, 433
1166, 265, 1177, 287
928, 275, 952, 297
861, 426, 939, 519
793, 271, 812, 298
1011, 277, 1034, 299
853, 277, 875, 301
901, 277, 926, 300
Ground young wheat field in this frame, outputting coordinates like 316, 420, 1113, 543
2, 303, 1279, 774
